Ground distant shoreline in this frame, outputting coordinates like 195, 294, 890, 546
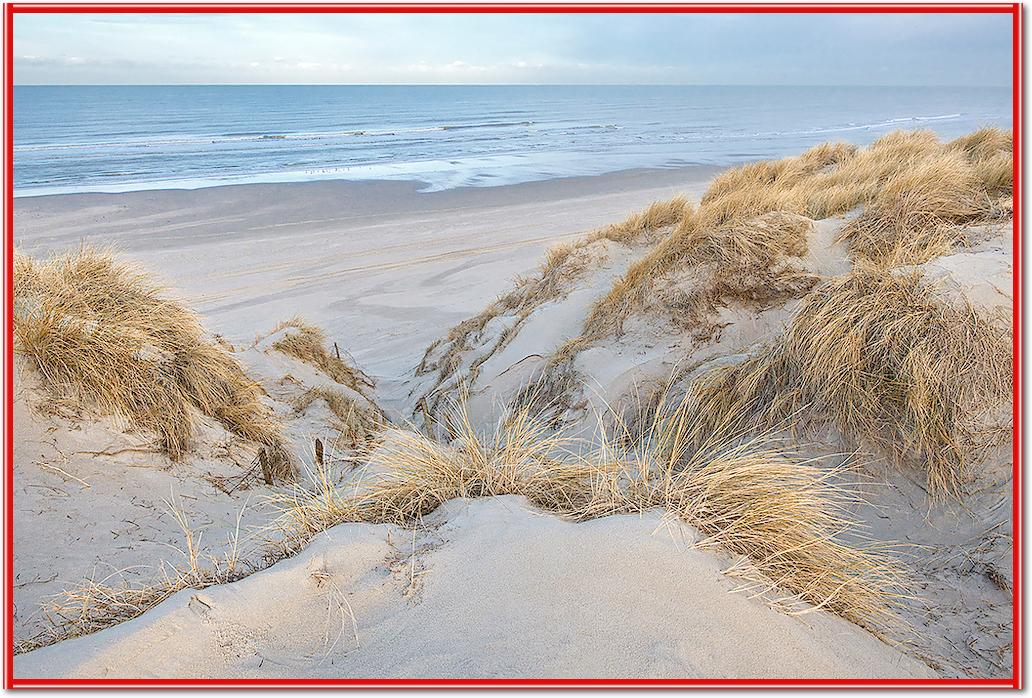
12, 163, 724, 205
15, 84, 1010, 199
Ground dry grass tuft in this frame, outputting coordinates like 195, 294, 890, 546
585, 210, 817, 338
268, 395, 906, 635
839, 151, 985, 266
292, 386, 385, 446
588, 195, 693, 244
15, 495, 248, 653
949, 127, 1013, 169
687, 267, 1012, 496
14, 247, 286, 468
271, 318, 372, 392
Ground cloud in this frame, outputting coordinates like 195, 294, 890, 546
11, 12, 1012, 86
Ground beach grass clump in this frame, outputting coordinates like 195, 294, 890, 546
291, 386, 384, 446
271, 318, 371, 392
584, 209, 817, 338
13, 247, 286, 467
948, 126, 1014, 193
642, 422, 900, 630
22, 395, 905, 649
268, 395, 904, 635
838, 151, 986, 266
588, 195, 693, 244
687, 267, 1012, 496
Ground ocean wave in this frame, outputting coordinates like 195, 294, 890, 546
14, 120, 548, 152
739, 114, 966, 140
13, 85, 1009, 195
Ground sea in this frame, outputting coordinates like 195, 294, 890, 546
13, 84, 1013, 197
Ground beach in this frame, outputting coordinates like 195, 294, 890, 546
14, 166, 717, 407
12, 131, 1014, 680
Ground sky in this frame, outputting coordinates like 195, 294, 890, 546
13, 12, 1013, 86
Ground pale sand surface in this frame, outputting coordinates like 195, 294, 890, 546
410, 206, 1014, 678
14, 167, 717, 412
15, 496, 935, 679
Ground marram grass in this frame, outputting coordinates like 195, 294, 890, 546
14, 247, 288, 469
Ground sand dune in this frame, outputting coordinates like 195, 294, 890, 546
15, 497, 935, 680
12, 131, 1014, 680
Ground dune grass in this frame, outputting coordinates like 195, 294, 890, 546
270, 318, 372, 392
268, 396, 905, 635
14, 247, 287, 469
687, 267, 1012, 497
14, 390, 906, 653
575, 129, 1011, 344
414, 195, 696, 417
840, 151, 987, 267
415, 130, 1012, 407
587, 195, 693, 244
291, 386, 384, 446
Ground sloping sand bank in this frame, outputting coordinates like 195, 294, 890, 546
15, 496, 934, 680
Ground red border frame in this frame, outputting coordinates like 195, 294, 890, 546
1, 2, 1022, 689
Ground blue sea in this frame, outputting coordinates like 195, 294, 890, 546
13, 85, 1012, 197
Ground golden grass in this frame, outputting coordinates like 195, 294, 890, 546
687, 267, 1012, 497
270, 317, 371, 392
587, 195, 692, 244
584, 210, 818, 339
839, 151, 985, 266
14, 247, 286, 468
20, 394, 906, 650
579, 129, 1012, 343
268, 396, 905, 635
292, 386, 384, 446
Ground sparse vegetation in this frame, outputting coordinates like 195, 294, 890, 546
13, 247, 287, 468
14, 495, 248, 653
271, 318, 372, 392
414, 195, 695, 418
291, 386, 384, 446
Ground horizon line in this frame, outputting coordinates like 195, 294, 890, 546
12, 81, 1012, 88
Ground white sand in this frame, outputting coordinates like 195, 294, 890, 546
15, 496, 934, 679
11, 323, 380, 645
13, 168, 717, 411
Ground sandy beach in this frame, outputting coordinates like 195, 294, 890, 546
12, 131, 1015, 681
14, 167, 717, 410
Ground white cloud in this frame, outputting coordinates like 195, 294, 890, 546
11, 12, 1013, 86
